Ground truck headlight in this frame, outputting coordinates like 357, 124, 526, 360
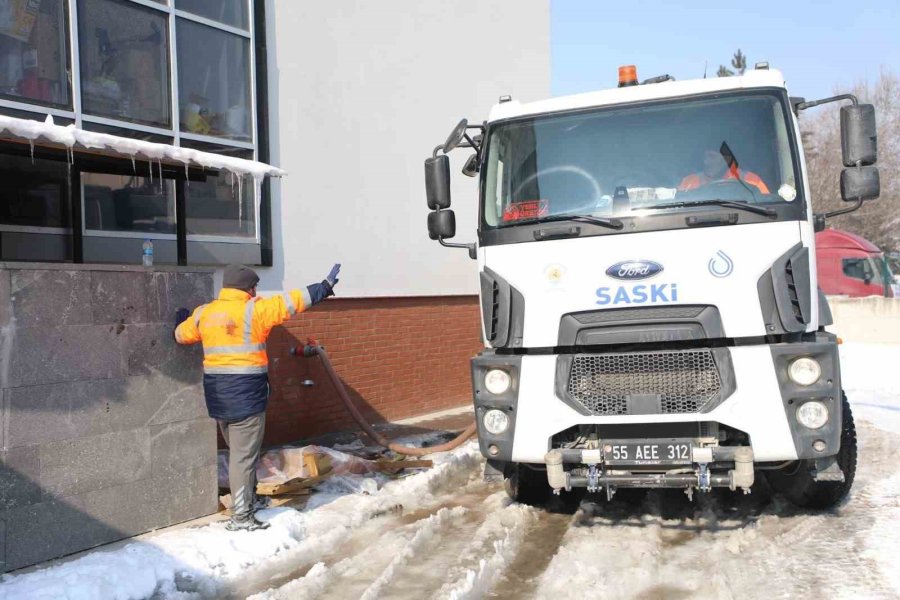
796, 401, 829, 429
484, 369, 511, 395
483, 409, 510, 434
788, 357, 821, 386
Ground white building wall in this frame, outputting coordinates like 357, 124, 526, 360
257, 0, 550, 296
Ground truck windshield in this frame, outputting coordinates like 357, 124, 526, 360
483, 91, 801, 228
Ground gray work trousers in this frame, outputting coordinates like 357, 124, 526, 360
218, 411, 266, 519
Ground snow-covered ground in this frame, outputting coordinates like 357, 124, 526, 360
1, 343, 898, 600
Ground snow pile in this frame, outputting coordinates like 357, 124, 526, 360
0, 114, 285, 183
839, 343, 900, 434
0, 441, 481, 600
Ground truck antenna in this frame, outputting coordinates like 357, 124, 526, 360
703, 61, 708, 79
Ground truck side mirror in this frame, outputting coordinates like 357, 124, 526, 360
840, 104, 877, 166
462, 153, 479, 178
443, 119, 468, 153
840, 166, 880, 202
427, 209, 456, 240
424, 155, 451, 209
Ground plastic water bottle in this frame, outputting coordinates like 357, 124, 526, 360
142, 239, 154, 267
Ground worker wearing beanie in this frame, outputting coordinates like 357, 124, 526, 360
174, 263, 340, 531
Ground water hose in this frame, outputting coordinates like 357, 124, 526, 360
295, 342, 477, 456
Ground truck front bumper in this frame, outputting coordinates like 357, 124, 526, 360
471, 338, 842, 465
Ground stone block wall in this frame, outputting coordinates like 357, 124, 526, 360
0, 263, 218, 572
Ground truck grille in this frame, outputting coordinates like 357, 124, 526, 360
566, 350, 721, 415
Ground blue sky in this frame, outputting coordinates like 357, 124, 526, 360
551, 0, 899, 101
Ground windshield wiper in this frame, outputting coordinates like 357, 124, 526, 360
516, 213, 624, 230
643, 199, 777, 218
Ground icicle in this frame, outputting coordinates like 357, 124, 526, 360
130, 155, 136, 173
236, 172, 244, 227
230, 171, 235, 198
158, 160, 163, 187
148, 160, 153, 184
184, 162, 189, 180
252, 176, 262, 233
29, 140, 34, 165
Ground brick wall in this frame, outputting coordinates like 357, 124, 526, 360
262, 295, 483, 446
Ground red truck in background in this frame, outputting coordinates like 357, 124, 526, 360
816, 228, 896, 297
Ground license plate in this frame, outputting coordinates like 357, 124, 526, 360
602, 439, 693, 466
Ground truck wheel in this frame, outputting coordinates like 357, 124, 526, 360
766, 392, 857, 509
505, 463, 550, 506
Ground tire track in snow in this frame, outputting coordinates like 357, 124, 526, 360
253, 483, 489, 600
490, 507, 575, 599
431, 493, 538, 600
359, 506, 468, 600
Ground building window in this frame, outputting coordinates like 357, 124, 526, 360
77, 0, 171, 127
0, 153, 70, 229
175, 0, 248, 31
0, 151, 71, 262
82, 172, 175, 235
0, 0, 71, 108
0, 0, 268, 265
176, 19, 251, 142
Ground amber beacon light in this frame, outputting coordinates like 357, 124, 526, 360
618, 65, 638, 87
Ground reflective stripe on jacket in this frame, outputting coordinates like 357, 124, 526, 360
175, 287, 310, 374
677, 169, 771, 195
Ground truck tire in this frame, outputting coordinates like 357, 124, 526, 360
765, 392, 857, 509
505, 463, 550, 506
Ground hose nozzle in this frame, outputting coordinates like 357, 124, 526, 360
289, 338, 322, 357
302, 337, 322, 357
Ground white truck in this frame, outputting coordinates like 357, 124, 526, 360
424, 65, 881, 508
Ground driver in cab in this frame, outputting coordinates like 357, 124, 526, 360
677, 146, 770, 195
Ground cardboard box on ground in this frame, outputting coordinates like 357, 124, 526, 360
217, 445, 434, 510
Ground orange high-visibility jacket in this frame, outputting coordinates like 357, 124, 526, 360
678, 169, 771, 195
175, 287, 309, 374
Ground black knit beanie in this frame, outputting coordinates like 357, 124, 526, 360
222, 264, 260, 292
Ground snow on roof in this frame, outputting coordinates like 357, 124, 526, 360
488, 69, 788, 123
0, 114, 286, 181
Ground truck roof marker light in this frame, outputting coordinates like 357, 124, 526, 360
499, 95, 512, 103
618, 65, 638, 87
755, 62, 770, 70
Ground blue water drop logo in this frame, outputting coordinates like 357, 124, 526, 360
708, 250, 734, 278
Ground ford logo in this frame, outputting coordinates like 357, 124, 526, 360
606, 260, 663, 280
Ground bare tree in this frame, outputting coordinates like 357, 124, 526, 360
801, 70, 900, 252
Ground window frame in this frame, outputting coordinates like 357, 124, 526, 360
0, 0, 266, 262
